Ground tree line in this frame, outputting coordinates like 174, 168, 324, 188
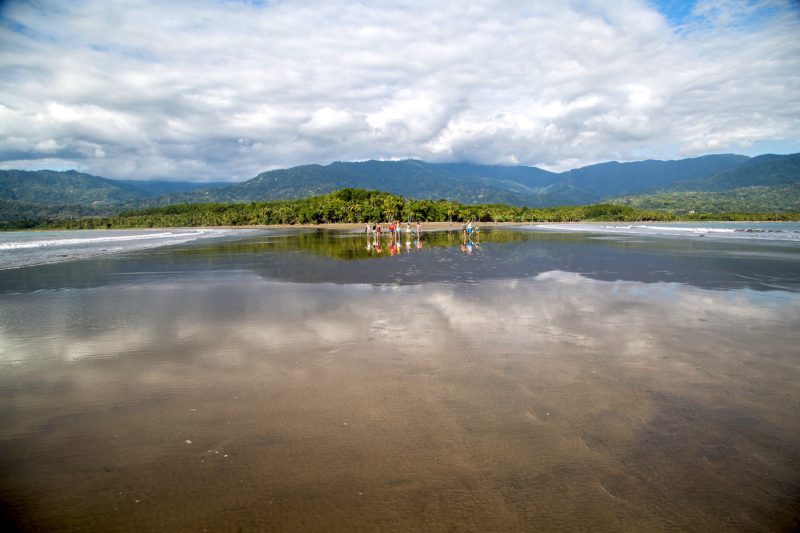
4, 188, 799, 230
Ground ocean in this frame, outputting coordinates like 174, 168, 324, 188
532, 221, 800, 241
0, 228, 245, 270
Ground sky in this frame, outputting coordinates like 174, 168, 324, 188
0, 0, 798, 182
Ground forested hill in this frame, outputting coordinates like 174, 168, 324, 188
668, 153, 800, 192
613, 153, 800, 213
149, 160, 561, 207
557, 154, 750, 203
116, 179, 230, 196
48, 188, 800, 231
0, 170, 233, 222
0, 169, 145, 206
147, 154, 752, 207
0, 169, 232, 205
3, 153, 800, 224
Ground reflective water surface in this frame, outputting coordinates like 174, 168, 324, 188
1, 228, 799, 531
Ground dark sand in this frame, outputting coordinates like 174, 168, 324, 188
0, 228, 798, 531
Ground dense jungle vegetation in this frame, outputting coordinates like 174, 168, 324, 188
7, 189, 795, 230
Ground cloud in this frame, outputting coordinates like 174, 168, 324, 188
5, 271, 796, 367
0, 0, 798, 180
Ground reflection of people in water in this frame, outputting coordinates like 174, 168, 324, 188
462, 229, 475, 254
405, 237, 411, 252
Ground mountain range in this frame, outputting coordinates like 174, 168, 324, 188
1, 152, 798, 223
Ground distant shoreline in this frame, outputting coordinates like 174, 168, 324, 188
4, 187, 799, 231
6, 220, 800, 233
192, 220, 800, 231
198, 221, 525, 231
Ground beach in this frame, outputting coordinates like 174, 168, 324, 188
0, 226, 798, 531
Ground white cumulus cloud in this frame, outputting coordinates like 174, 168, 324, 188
0, 0, 797, 180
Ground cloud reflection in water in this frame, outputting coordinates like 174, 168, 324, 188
1, 270, 799, 531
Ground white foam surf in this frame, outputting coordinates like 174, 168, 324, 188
0, 228, 239, 270
531, 222, 800, 241
0, 230, 216, 250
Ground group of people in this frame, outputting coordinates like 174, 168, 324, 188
366, 220, 422, 241
366, 220, 423, 256
364, 220, 482, 256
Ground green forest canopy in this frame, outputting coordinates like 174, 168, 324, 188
13, 188, 792, 230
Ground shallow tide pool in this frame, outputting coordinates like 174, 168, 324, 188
1, 227, 799, 531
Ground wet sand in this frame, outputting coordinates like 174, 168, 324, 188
0, 229, 798, 531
